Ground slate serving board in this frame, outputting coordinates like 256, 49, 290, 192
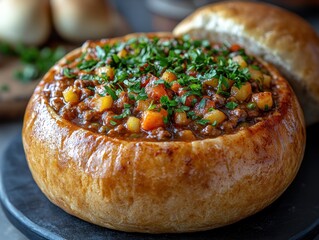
1, 124, 319, 240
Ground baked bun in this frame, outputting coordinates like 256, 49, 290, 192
50, 0, 126, 42
0, 0, 50, 46
173, 1, 319, 126
22, 33, 305, 233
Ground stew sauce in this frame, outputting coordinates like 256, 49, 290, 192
43, 35, 278, 141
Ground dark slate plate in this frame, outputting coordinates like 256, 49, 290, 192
1, 124, 319, 240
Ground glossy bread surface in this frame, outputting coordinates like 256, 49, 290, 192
22, 33, 306, 233
173, 1, 319, 125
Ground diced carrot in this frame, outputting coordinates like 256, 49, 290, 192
187, 70, 197, 77
178, 88, 186, 96
185, 95, 197, 107
171, 82, 181, 93
140, 74, 151, 87
146, 83, 168, 101
205, 99, 216, 109
230, 44, 241, 52
141, 109, 167, 130
159, 108, 168, 117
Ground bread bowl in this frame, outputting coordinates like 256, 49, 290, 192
22, 32, 306, 233
173, 1, 319, 126
0, 0, 51, 46
50, 0, 127, 42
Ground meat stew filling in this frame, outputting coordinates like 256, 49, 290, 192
44, 35, 278, 141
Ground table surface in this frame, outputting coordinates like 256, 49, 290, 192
0, 122, 27, 240
1, 1, 319, 239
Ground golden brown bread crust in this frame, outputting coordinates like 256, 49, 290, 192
173, 1, 319, 126
22, 33, 306, 233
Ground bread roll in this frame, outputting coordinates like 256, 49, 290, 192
23, 33, 305, 233
50, 0, 125, 42
173, 1, 319, 125
0, 0, 50, 46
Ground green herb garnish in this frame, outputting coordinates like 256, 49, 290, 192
0, 84, 10, 92
11, 46, 66, 82
225, 102, 238, 110
63, 68, 76, 78
197, 119, 210, 125
104, 86, 118, 100
247, 102, 256, 110
110, 120, 117, 126
77, 60, 98, 71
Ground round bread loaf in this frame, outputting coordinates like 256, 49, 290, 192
50, 0, 127, 42
0, 0, 50, 46
173, 1, 319, 126
22, 33, 306, 233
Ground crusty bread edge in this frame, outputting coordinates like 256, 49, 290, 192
22, 33, 306, 233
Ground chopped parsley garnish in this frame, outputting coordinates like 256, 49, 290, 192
63, 68, 76, 78
225, 102, 238, 110
56, 34, 273, 136
197, 119, 211, 125
0, 84, 10, 92
113, 104, 131, 119
198, 98, 207, 109
87, 86, 95, 91
110, 120, 117, 126
104, 86, 118, 100
247, 102, 256, 110
3, 45, 66, 82
77, 59, 98, 71
95, 46, 106, 59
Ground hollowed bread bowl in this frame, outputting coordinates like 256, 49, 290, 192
22, 32, 306, 233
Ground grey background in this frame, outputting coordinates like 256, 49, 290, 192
0, 0, 319, 239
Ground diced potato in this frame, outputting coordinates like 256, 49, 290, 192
232, 55, 247, 68
204, 78, 234, 91
249, 67, 263, 81
263, 74, 272, 88
252, 92, 273, 111
117, 49, 128, 58
174, 112, 189, 125
203, 110, 227, 125
95, 65, 114, 79
203, 78, 218, 87
126, 116, 141, 133
231, 82, 252, 102
177, 130, 196, 141
222, 78, 234, 90
93, 95, 113, 112
135, 100, 151, 111
162, 71, 177, 82
63, 87, 79, 104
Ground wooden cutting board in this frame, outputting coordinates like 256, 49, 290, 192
0, 56, 39, 120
